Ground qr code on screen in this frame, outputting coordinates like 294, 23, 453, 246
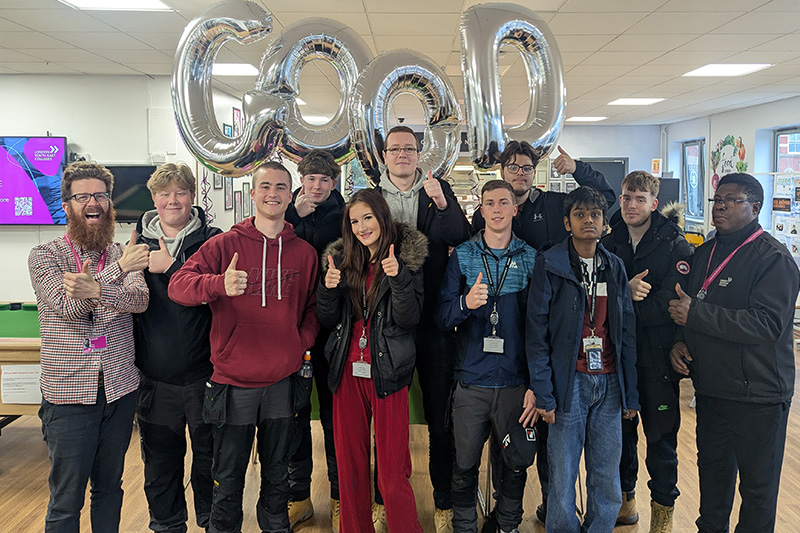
15, 197, 33, 216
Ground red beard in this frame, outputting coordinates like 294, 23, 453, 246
66, 203, 117, 252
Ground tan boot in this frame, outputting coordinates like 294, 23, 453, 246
331, 498, 340, 533
372, 502, 388, 533
649, 500, 674, 533
434, 508, 453, 533
288, 497, 314, 528
616, 491, 639, 525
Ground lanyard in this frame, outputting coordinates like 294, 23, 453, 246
480, 249, 513, 336
580, 255, 598, 334
358, 278, 371, 361
65, 234, 106, 274
698, 228, 763, 300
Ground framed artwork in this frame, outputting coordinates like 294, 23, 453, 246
565, 180, 577, 193
213, 173, 223, 189
233, 108, 242, 136
223, 123, 233, 138
242, 182, 251, 217
234, 190, 243, 223
549, 180, 562, 192
224, 177, 233, 210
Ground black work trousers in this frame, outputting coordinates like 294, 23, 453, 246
137, 375, 213, 532
695, 394, 790, 533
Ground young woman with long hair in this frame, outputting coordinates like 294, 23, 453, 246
317, 188, 428, 532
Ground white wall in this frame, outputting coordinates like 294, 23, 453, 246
558, 125, 661, 174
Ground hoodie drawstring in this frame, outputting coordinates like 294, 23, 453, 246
277, 235, 283, 301
261, 237, 267, 307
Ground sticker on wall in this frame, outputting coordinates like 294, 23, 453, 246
711, 135, 747, 190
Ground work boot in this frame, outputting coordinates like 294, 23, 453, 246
434, 508, 453, 533
288, 498, 314, 528
649, 500, 674, 533
616, 490, 639, 525
331, 498, 340, 533
372, 502, 387, 533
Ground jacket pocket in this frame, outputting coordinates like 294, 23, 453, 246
202, 380, 229, 427
292, 373, 313, 413
383, 325, 416, 375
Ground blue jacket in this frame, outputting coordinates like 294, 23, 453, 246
436, 231, 537, 387
526, 238, 640, 413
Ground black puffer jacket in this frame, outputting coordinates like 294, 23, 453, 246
601, 210, 693, 382
317, 223, 428, 397
285, 187, 345, 255
134, 207, 222, 385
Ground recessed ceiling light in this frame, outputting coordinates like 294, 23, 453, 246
608, 98, 664, 106
58, 0, 172, 10
453, 165, 475, 172
295, 98, 307, 105
566, 116, 608, 122
683, 63, 772, 77
212, 63, 258, 76
302, 115, 331, 125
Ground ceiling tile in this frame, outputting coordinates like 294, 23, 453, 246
3, 61, 82, 74
62, 62, 140, 75
625, 12, 740, 35
50, 31, 152, 50
127, 32, 181, 51
674, 33, 776, 52
368, 13, 459, 36
0, 8, 115, 32
600, 33, 695, 52
580, 51, 665, 66
25, 48, 107, 63
554, 35, 617, 52
94, 49, 172, 64
275, 12, 370, 35
85, 11, 189, 34
548, 12, 646, 35
363, 0, 463, 13
374, 36, 454, 54
715, 12, 800, 34
0, 31, 74, 49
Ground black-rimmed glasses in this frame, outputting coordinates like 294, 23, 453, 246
68, 192, 111, 204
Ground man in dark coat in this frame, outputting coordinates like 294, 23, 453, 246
601, 171, 692, 532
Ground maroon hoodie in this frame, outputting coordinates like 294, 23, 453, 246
169, 218, 319, 387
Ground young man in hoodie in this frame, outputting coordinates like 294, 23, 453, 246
375, 125, 472, 532
527, 187, 639, 533
436, 180, 538, 533
133, 163, 222, 532
284, 150, 345, 530
600, 171, 692, 532
169, 161, 320, 533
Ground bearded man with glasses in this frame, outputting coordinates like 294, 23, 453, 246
28, 161, 151, 531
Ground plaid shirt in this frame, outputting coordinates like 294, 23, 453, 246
28, 235, 149, 404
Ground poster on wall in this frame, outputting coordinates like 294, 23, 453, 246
233, 108, 242, 137
213, 174, 223, 190
224, 177, 233, 210
651, 158, 662, 178
234, 190, 243, 223
710, 135, 747, 190
242, 182, 250, 217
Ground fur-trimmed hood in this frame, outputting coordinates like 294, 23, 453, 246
661, 201, 685, 229
321, 222, 428, 273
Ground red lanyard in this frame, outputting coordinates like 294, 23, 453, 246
65, 234, 106, 274
698, 228, 762, 300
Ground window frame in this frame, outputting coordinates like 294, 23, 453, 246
682, 139, 705, 221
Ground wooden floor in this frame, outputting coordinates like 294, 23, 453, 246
2, 377, 799, 532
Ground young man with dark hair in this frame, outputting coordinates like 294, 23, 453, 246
284, 149, 345, 530
437, 179, 537, 533
601, 171, 692, 532
169, 162, 320, 533
133, 163, 222, 532
374, 125, 472, 532
29, 161, 150, 531
472, 141, 616, 251
527, 186, 639, 533
669, 173, 799, 533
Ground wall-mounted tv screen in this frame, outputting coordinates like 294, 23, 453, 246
106, 165, 157, 223
0, 136, 67, 225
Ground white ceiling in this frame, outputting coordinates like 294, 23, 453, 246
1, 0, 799, 127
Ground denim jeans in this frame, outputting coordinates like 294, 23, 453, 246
546, 373, 622, 533
39, 388, 137, 533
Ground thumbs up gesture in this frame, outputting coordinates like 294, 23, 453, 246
148, 236, 175, 274
668, 282, 692, 326
119, 229, 150, 273
294, 183, 317, 218
64, 259, 101, 300
422, 170, 447, 210
465, 272, 489, 310
629, 269, 651, 301
381, 244, 400, 277
552, 145, 577, 175
325, 255, 342, 289
224, 253, 248, 297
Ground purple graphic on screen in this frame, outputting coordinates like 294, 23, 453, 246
0, 143, 58, 224
23, 138, 65, 176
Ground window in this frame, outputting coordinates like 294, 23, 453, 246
776, 128, 800, 173
682, 139, 705, 219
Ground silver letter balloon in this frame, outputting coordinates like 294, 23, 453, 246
172, 1, 565, 177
